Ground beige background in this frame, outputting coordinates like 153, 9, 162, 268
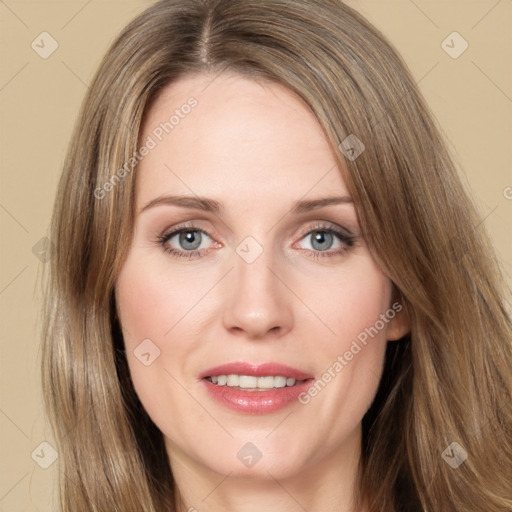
1, 1, 510, 510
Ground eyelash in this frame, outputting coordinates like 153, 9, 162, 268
155, 221, 356, 261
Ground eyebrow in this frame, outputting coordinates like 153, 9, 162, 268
139, 194, 353, 215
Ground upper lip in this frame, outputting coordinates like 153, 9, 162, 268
199, 362, 314, 380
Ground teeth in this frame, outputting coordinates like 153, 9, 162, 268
207, 374, 303, 389
239, 375, 258, 388
227, 374, 239, 386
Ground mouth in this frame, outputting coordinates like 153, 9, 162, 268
199, 362, 315, 414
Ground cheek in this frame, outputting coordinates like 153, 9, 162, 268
293, 261, 392, 433
301, 258, 393, 349
114, 257, 194, 412
115, 254, 206, 342
332, 278, 390, 343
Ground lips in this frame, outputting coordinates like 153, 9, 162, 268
198, 362, 314, 381
199, 362, 315, 414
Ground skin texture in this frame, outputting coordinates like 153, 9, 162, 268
115, 72, 409, 512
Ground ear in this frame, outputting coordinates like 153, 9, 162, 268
386, 288, 410, 341
386, 305, 410, 341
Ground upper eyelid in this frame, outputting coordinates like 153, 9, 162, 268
161, 223, 211, 239
296, 221, 354, 238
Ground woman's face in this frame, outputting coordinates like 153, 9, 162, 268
115, 72, 408, 481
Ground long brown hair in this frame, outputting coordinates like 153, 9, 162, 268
41, 1, 512, 510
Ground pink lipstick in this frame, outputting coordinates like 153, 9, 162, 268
199, 362, 315, 415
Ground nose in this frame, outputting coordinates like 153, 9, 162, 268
221, 245, 294, 340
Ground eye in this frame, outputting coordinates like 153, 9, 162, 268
157, 223, 217, 260
295, 224, 355, 259
171, 229, 209, 251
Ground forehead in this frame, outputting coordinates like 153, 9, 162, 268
135, 72, 349, 208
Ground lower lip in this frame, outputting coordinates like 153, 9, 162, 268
202, 378, 314, 415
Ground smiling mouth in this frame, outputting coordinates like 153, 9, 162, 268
204, 374, 310, 390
